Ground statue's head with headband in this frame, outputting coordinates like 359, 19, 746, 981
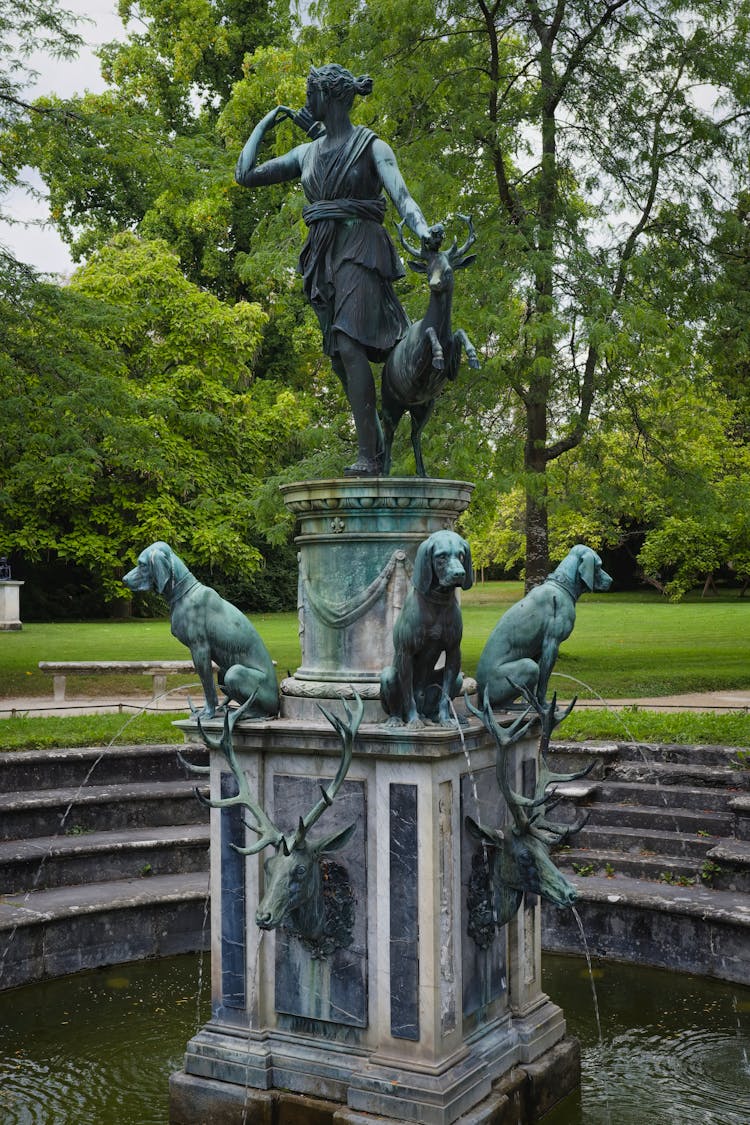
307, 64, 373, 110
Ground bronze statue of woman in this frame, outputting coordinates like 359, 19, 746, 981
235, 63, 442, 476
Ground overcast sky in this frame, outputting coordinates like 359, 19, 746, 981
1, 0, 124, 276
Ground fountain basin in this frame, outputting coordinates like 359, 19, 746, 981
1, 953, 748, 1124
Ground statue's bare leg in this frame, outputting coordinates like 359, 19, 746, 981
333, 334, 383, 475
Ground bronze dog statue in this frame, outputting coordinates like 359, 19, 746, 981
380, 529, 473, 728
476, 544, 612, 708
123, 541, 278, 719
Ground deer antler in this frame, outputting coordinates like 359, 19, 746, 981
396, 218, 424, 260
195, 695, 285, 855
294, 691, 364, 844
451, 214, 476, 261
190, 690, 363, 857
509, 684, 594, 841
466, 690, 540, 832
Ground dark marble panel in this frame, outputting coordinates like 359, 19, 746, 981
390, 782, 419, 1041
460, 766, 508, 1018
522, 757, 537, 800
521, 758, 539, 908
220, 772, 246, 1010
273, 775, 367, 1028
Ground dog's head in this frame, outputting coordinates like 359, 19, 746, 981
413, 530, 474, 596
123, 541, 176, 595
559, 544, 612, 596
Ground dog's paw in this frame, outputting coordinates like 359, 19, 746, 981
195, 703, 222, 720
383, 715, 405, 728
406, 717, 426, 731
439, 714, 466, 729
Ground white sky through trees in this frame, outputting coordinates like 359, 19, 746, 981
1, 0, 121, 275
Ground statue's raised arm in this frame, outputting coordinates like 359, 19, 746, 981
235, 106, 313, 188
234, 63, 439, 477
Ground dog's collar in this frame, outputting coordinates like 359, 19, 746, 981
417, 585, 461, 606
546, 574, 578, 601
170, 573, 200, 604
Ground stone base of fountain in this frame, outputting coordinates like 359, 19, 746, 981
170, 1036, 580, 1125
169, 479, 580, 1124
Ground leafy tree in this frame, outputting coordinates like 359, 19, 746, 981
12, 7, 363, 470
0, 0, 82, 206
11, 0, 291, 294
1, 233, 312, 605
306, 0, 750, 583
707, 192, 750, 436
469, 359, 750, 599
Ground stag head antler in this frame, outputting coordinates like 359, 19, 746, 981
186, 691, 363, 857
447, 214, 476, 264
467, 686, 592, 843
466, 690, 540, 834
192, 695, 284, 854
293, 691, 364, 848
511, 684, 594, 840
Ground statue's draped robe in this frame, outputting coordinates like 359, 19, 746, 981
299, 126, 409, 362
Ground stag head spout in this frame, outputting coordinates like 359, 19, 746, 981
465, 815, 577, 947
194, 691, 363, 957
256, 820, 356, 944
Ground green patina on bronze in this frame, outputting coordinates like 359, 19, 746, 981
381, 217, 480, 478
235, 63, 445, 477
380, 529, 473, 728
476, 544, 613, 708
185, 694, 363, 955
281, 478, 473, 696
465, 689, 594, 938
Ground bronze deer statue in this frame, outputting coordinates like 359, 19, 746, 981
465, 688, 594, 935
184, 692, 363, 950
381, 216, 480, 477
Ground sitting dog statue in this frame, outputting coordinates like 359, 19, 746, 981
123, 541, 278, 719
380, 529, 473, 728
476, 544, 612, 708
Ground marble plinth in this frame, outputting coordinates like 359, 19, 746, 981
169, 476, 578, 1124
169, 715, 573, 1124
0, 580, 23, 630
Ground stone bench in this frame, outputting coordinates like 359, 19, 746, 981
38, 660, 203, 702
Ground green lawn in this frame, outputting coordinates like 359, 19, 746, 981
3, 584, 750, 701
2, 584, 750, 749
462, 583, 750, 698
0, 612, 300, 699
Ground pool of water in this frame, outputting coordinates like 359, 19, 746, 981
0, 953, 210, 1125
1, 953, 749, 1123
543, 956, 750, 1124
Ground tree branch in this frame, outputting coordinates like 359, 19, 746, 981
551, 0, 632, 111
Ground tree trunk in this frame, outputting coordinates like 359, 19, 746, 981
524, 398, 549, 589
523, 31, 557, 591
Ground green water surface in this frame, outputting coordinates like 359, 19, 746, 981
1, 953, 749, 1124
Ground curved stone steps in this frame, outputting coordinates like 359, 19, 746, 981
0, 742, 203, 789
556, 847, 700, 884
0, 744, 210, 990
614, 743, 743, 767
543, 871, 750, 985
579, 799, 733, 835
608, 758, 747, 788
570, 822, 715, 860
0, 871, 209, 991
593, 779, 737, 812
0, 778, 207, 838
544, 738, 750, 983
0, 823, 210, 892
